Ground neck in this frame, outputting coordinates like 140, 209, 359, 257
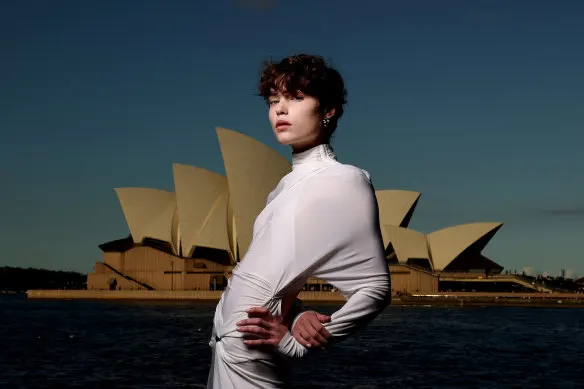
291, 143, 336, 168
290, 135, 330, 154
291, 142, 324, 154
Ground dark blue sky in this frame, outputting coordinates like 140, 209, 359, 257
1, 0, 583, 276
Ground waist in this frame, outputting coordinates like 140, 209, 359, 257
215, 273, 281, 337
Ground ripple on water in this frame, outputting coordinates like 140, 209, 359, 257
1, 296, 582, 389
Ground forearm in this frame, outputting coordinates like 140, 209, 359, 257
275, 299, 310, 358
323, 277, 390, 342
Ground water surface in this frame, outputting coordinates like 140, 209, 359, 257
1, 295, 582, 388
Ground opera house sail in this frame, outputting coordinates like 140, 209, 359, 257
87, 127, 512, 297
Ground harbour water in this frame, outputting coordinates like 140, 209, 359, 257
1, 294, 582, 388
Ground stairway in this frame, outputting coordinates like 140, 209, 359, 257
102, 263, 155, 290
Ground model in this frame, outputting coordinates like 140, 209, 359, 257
207, 54, 391, 388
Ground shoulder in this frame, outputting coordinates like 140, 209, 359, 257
302, 163, 374, 199
318, 163, 372, 186
296, 163, 378, 222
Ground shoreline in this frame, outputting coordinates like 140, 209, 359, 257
24, 289, 584, 308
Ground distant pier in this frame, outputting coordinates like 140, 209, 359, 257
401, 292, 584, 307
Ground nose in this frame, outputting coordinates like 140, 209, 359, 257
275, 99, 287, 115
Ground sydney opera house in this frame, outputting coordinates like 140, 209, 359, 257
87, 128, 535, 297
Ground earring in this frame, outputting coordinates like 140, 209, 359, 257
322, 117, 330, 127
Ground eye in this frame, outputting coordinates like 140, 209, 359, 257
290, 91, 305, 101
268, 99, 279, 105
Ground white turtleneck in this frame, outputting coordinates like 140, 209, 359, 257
209, 143, 391, 363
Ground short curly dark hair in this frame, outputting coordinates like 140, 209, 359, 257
257, 54, 348, 136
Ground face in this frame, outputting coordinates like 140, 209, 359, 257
268, 91, 333, 152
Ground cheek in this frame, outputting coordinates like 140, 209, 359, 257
298, 108, 320, 129
268, 109, 277, 125
292, 106, 313, 122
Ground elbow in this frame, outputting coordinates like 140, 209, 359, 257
364, 276, 391, 309
378, 279, 392, 308
382, 287, 392, 308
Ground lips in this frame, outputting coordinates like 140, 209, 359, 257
276, 120, 291, 129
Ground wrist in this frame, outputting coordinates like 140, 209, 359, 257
276, 331, 308, 359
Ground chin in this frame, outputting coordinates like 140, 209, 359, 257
273, 131, 295, 146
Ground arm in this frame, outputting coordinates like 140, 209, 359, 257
239, 167, 390, 358
239, 297, 332, 354
285, 168, 391, 353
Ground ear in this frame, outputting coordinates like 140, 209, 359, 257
324, 107, 336, 119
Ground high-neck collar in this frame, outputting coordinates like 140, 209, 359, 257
291, 143, 336, 169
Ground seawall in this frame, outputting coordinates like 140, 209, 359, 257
26, 289, 584, 307
26, 289, 346, 302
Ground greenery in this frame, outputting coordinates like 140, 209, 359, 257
0, 266, 87, 293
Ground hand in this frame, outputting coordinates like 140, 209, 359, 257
291, 311, 332, 349
236, 307, 289, 347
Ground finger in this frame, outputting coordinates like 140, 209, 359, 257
236, 318, 272, 328
305, 317, 331, 341
291, 329, 311, 348
237, 326, 271, 339
309, 330, 328, 345
246, 307, 270, 315
306, 313, 327, 328
299, 331, 313, 348
305, 320, 330, 346
237, 326, 271, 337
316, 313, 331, 323
246, 310, 273, 319
244, 338, 279, 347
318, 326, 332, 339
310, 321, 331, 339
305, 325, 328, 346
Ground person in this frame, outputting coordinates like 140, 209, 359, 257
207, 54, 391, 388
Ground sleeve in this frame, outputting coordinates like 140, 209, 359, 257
275, 167, 391, 358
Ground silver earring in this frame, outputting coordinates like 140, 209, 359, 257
322, 117, 330, 127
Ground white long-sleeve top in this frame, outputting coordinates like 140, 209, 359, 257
210, 143, 391, 362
